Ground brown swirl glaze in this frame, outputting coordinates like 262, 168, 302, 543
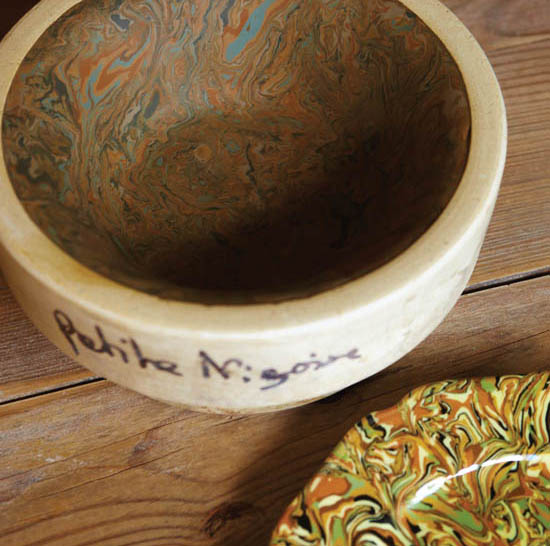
2, 0, 470, 303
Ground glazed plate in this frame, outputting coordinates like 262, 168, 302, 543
271, 373, 550, 545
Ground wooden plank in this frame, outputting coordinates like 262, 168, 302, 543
445, 0, 550, 285
469, 41, 550, 283
444, 0, 550, 51
0, 270, 97, 403
0, 275, 549, 546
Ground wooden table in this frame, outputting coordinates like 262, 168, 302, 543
1, 1, 549, 544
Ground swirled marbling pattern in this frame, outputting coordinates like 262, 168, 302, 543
2, 0, 470, 303
271, 374, 550, 545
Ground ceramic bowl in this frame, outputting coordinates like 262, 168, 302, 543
0, 0, 506, 413
271, 373, 550, 545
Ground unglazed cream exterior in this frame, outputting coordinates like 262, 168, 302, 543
0, 0, 506, 413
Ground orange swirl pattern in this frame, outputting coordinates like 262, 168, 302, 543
2, 0, 470, 303
271, 374, 550, 545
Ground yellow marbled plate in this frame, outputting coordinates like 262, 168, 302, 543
271, 374, 550, 545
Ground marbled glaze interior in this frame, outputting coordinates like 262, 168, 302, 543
272, 374, 550, 545
2, 0, 470, 303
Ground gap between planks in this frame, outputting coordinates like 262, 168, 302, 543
0, 377, 104, 408
464, 265, 550, 294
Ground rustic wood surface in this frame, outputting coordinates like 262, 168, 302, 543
1, 275, 549, 546
445, 0, 550, 288
0, 0, 550, 544
0, 271, 97, 404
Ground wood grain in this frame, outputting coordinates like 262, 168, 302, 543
0, 274, 549, 546
0, 270, 97, 403
448, 0, 550, 285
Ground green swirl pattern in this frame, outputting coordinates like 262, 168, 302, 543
271, 374, 550, 545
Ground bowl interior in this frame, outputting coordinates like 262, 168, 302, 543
2, 0, 470, 304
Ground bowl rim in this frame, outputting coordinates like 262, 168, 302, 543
0, 0, 506, 338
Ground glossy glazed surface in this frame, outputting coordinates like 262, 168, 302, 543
271, 374, 550, 545
2, 0, 470, 303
